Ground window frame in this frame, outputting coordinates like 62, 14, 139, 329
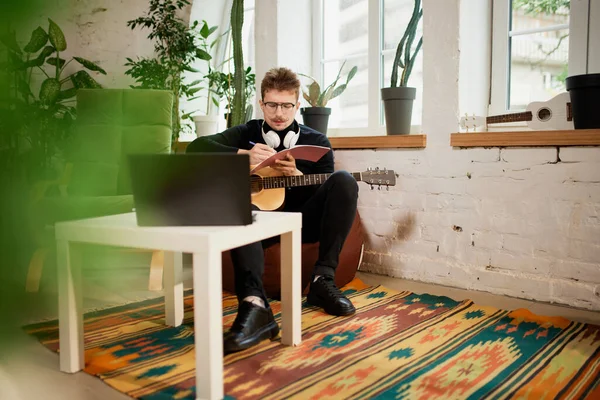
311, 0, 422, 137
489, 0, 585, 117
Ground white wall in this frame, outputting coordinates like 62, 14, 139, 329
459, 0, 491, 119
69, 0, 156, 89
254, 0, 312, 122
334, 0, 600, 311
569, 0, 600, 75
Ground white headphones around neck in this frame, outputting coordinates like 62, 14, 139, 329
261, 120, 300, 149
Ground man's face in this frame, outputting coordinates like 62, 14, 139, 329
259, 89, 300, 131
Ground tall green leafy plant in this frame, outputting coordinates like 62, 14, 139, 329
0, 18, 105, 181
390, 0, 422, 87
229, 0, 246, 127
204, 66, 255, 127
125, 0, 215, 145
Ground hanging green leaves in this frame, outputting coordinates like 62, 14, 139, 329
73, 57, 107, 75
23, 27, 48, 53
48, 18, 67, 51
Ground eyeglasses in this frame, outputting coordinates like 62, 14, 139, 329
263, 101, 296, 112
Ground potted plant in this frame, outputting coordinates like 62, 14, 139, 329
382, 0, 422, 135
566, 73, 600, 129
228, 0, 249, 128
205, 66, 255, 128
298, 60, 357, 134
1, 18, 106, 182
124, 0, 215, 148
190, 23, 227, 137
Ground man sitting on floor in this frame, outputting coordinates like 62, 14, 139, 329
186, 67, 359, 353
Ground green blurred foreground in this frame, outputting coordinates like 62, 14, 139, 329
0, 0, 72, 351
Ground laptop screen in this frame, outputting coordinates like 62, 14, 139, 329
128, 153, 252, 226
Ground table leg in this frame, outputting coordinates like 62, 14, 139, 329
280, 228, 302, 346
57, 240, 84, 372
164, 251, 184, 327
193, 249, 223, 400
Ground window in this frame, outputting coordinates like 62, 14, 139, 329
490, 0, 570, 114
313, 0, 423, 135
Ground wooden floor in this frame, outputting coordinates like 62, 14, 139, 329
2, 258, 599, 400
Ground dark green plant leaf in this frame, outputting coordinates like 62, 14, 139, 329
58, 87, 77, 100
40, 45, 56, 59
23, 27, 48, 53
195, 49, 211, 61
200, 21, 210, 38
70, 70, 102, 89
183, 65, 200, 73
39, 78, 61, 105
5, 51, 26, 70
0, 31, 21, 53
73, 57, 107, 74
25, 56, 45, 68
17, 77, 34, 99
24, 45, 55, 69
48, 18, 67, 51
46, 57, 66, 68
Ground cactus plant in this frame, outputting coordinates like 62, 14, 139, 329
229, 0, 246, 127
299, 60, 358, 107
390, 0, 423, 87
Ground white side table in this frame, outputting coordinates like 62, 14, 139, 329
56, 211, 302, 400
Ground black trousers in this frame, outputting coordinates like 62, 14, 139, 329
229, 171, 359, 305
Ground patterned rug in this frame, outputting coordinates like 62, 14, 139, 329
24, 279, 600, 399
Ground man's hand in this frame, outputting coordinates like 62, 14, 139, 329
238, 143, 276, 165
273, 154, 303, 176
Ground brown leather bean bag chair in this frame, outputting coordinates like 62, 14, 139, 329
222, 210, 365, 298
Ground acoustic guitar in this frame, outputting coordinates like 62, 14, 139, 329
460, 92, 573, 131
250, 166, 397, 211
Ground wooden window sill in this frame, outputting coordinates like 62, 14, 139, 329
177, 134, 428, 152
329, 134, 427, 149
450, 129, 600, 147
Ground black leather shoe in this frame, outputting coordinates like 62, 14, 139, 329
223, 301, 279, 354
307, 276, 356, 316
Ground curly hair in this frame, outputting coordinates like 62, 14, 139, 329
260, 67, 301, 100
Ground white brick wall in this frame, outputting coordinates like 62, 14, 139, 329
338, 146, 600, 311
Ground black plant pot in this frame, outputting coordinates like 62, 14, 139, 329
300, 107, 331, 134
381, 87, 416, 135
566, 73, 600, 129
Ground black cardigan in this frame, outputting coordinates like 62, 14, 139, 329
186, 119, 335, 210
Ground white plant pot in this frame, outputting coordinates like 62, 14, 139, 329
193, 115, 220, 137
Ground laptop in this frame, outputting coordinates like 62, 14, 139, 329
128, 153, 253, 226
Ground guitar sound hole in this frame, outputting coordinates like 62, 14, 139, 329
250, 175, 263, 194
537, 108, 551, 121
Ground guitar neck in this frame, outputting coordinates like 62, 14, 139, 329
259, 172, 362, 189
486, 111, 533, 124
